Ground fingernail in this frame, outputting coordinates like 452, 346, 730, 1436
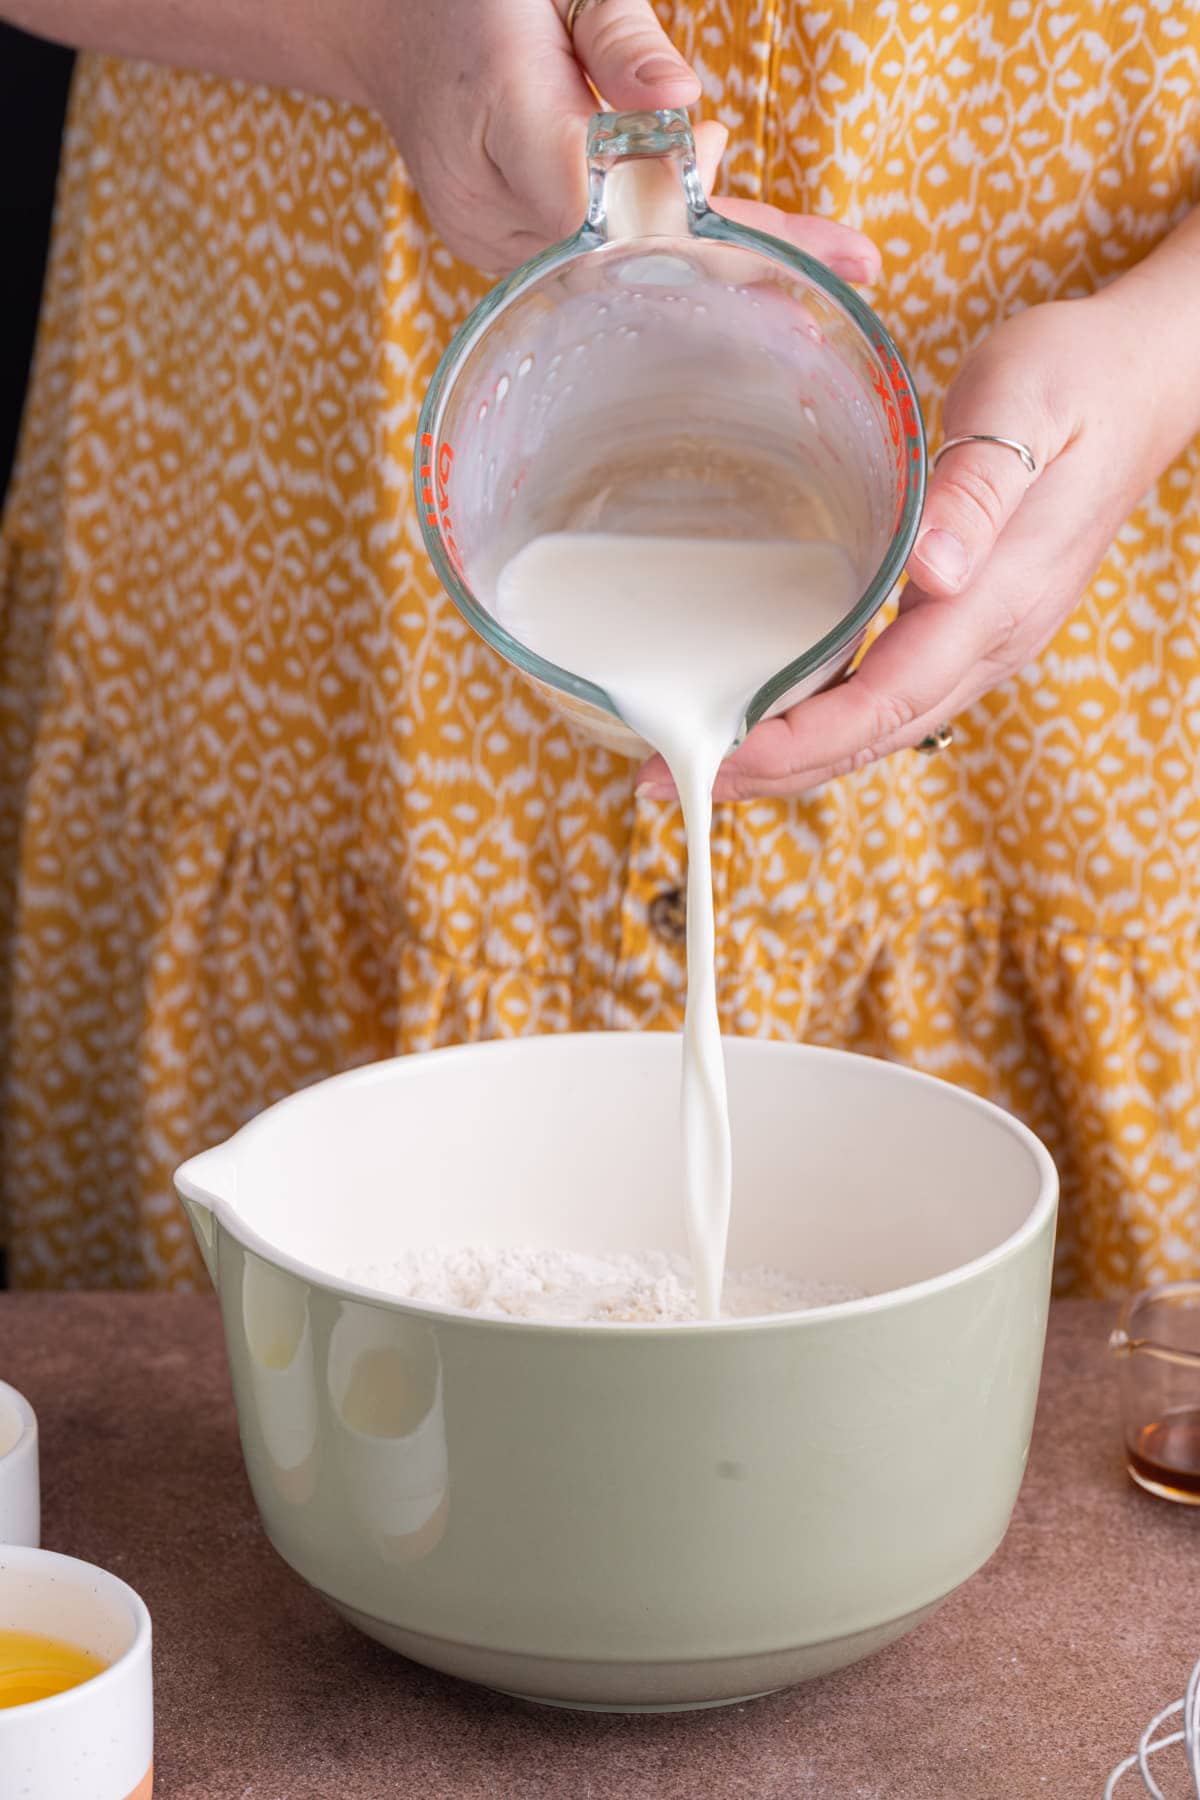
915, 527, 968, 588
636, 781, 672, 800
829, 255, 877, 284
636, 56, 695, 86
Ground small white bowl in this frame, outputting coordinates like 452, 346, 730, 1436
0, 1545, 153, 1800
0, 1382, 38, 1548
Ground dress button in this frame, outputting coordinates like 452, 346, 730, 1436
648, 887, 687, 945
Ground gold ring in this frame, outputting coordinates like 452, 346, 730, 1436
565, 0, 613, 35
932, 434, 1037, 477
915, 723, 954, 755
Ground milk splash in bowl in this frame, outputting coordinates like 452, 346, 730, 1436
496, 530, 859, 1319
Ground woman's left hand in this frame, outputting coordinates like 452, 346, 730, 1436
637, 278, 1200, 801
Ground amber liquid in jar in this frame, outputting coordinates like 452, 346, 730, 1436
1127, 1406, 1200, 1503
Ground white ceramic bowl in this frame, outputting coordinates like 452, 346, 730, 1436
176, 1034, 1057, 1710
0, 1381, 39, 1548
0, 1546, 153, 1800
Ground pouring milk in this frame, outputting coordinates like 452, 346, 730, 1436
496, 532, 859, 1318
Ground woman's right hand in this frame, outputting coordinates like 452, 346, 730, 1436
6, 0, 877, 280
353, 0, 880, 280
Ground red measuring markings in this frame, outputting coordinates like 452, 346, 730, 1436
868, 346, 922, 528
419, 433, 463, 573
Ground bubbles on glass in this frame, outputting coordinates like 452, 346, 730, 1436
517, 354, 534, 377
477, 401, 488, 422
495, 374, 510, 401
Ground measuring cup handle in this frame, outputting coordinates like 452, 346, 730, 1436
585, 108, 709, 243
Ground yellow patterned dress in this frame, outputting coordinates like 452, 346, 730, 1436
2, 4, 1199, 1291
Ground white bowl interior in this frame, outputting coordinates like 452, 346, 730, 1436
0, 1551, 140, 1663
0, 1391, 25, 1461
219, 1036, 1049, 1297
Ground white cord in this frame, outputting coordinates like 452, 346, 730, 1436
1186, 1658, 1200, 1788
1107, 1658, 1200, 1796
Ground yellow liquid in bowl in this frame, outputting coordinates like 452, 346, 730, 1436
0, 1629, 108, 1707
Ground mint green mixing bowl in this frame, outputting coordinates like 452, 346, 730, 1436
176, 1034, 1056, 1710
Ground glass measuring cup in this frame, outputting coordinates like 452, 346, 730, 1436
1110, 1282, 1200, 1504
415, 109, 927, 756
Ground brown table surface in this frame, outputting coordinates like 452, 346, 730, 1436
0, 1295, 1196, 1799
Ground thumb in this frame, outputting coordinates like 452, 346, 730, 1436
693, 118, 729, 191
908, 428, 1042, 599
566, 0, 701, 109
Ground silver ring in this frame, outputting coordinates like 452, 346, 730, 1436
565, 0, 613, 35
915, 723, 954, 756
933, 434, 1037, 477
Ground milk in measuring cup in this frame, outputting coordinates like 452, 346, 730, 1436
496, 531, 859, 1318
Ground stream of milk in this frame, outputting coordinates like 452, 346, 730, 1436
496, 532, 858, 1318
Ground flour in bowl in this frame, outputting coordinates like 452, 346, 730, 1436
338, 1247, 863, 1324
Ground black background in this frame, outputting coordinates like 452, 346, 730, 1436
1, 22, 74, 1285
1, 22, 74, 504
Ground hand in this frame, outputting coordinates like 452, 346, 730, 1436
352, 0, 880, 279
638, 284, 1193, 802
